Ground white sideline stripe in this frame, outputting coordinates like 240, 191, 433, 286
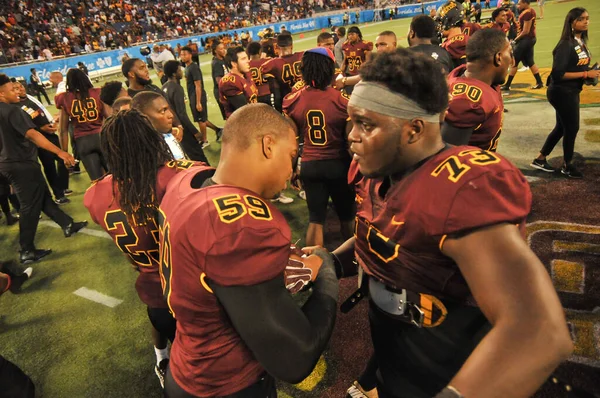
39, 220, 111, 240
73, 287, 123, 308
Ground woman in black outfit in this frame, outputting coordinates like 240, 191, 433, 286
530, 7, 599, 179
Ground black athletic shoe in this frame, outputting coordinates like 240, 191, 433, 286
531, 83, 544, 89
216, 128, 223, 142
561, 165, 583, 179
20, 249, 52, 265
54, 197, 70, 205
530, 159, 555, 173
63, 189, 74, 196
63, 221, 88, 237
155, 359, 169, 388
1, 262, 32, 293
3, 212, 19, 226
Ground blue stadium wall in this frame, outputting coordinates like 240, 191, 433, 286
0, 0, 446, 80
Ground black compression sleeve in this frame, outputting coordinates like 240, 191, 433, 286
208, 276, 337, 384
441, 123, 474, 146
228, 93, 249, 111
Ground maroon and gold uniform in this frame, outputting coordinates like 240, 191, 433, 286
283, 87, 350, 161
249, 58, 272, 98
218, 72, 258, 119
55, 88, 104, 139
351, 145, 531, 304
260, 52, 304, 98
518, 7, 536, 39
159, 170, 292, 397
461, 21, 482, 36
485, 21, 510, 35
442, 33, 469, 66
445, 65, 504, 151
342, 40, 373, 76
84, 160, 209, 308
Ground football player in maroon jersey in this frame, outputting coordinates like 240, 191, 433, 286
84, 110, 211, 388
501, 0, 544, 91
247, 41, 273, 106
443, 29, 512, 151
438, 1, 470, 69
327, 49, 572, 398
283, 48, 354, 247
485, 7, 510, 34
341, 26, 373, 94
260, 32, 304, 111
160, 103, 338, 398
218, 46, 258, 120
56, 68, 110, 180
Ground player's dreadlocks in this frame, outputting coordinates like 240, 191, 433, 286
66, 68, 93, 100
100, 109, 174, 226
301, 51, 334, 90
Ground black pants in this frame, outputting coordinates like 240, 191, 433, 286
0, 162, 73, 251
147, 306, 177, 343
540, 85, 580, 165
35, 85, 51, 105
38, 134, 69, 199
75, 134, 107, 181
369, 301, 489, 398
0, 355, 35, 398
164, 371, 276, 398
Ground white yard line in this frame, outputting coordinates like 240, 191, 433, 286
39, 220, 111, 240
73, 287, 123, 308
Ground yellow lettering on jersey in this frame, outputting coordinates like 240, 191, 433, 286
213, 194, 273, 224
431, 150, 501, 183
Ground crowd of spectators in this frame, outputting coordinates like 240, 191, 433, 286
0, 0, 370, 65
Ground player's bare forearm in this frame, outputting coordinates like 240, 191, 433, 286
443, 224, 573, 397
59, 109, 69, 151
194, 81, 203, 97
345, 75, 361, 86
26, 129, 63, 155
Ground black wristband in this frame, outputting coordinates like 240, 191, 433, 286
331, 252, 343, 279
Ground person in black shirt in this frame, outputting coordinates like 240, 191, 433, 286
211, 41, 229, 121
530, 7, 598, 179
77, 62, 89, 76
0, 74, 87, 264
162, 60, 210, 164
15, 80, 70, 204
180, 46, 222, 147
29, 68, 51, 106
408, 15, 454, 74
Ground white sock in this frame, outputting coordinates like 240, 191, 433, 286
154, 346, 169, 366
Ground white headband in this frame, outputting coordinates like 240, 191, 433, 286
349, 81, 441, 123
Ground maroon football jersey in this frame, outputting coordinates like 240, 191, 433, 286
249, 58, 272, 98
55, 87, 104, 139
283, 87, 350, 161
342, 40, 373, 76
83, 160, 209, 308
461, 22, 482, 36
218, 72, 258, 119
518, 8, 536, 39
485, 21, 510, 35
445, 65, 504, 151
442, 33, 469, 64
159, 170, 292, 396
260, 51, 304, 98
350, 146, 531, 303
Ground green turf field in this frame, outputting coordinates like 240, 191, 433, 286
1, 1, 599, 396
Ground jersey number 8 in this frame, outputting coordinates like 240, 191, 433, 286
306, 110, 327, 146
